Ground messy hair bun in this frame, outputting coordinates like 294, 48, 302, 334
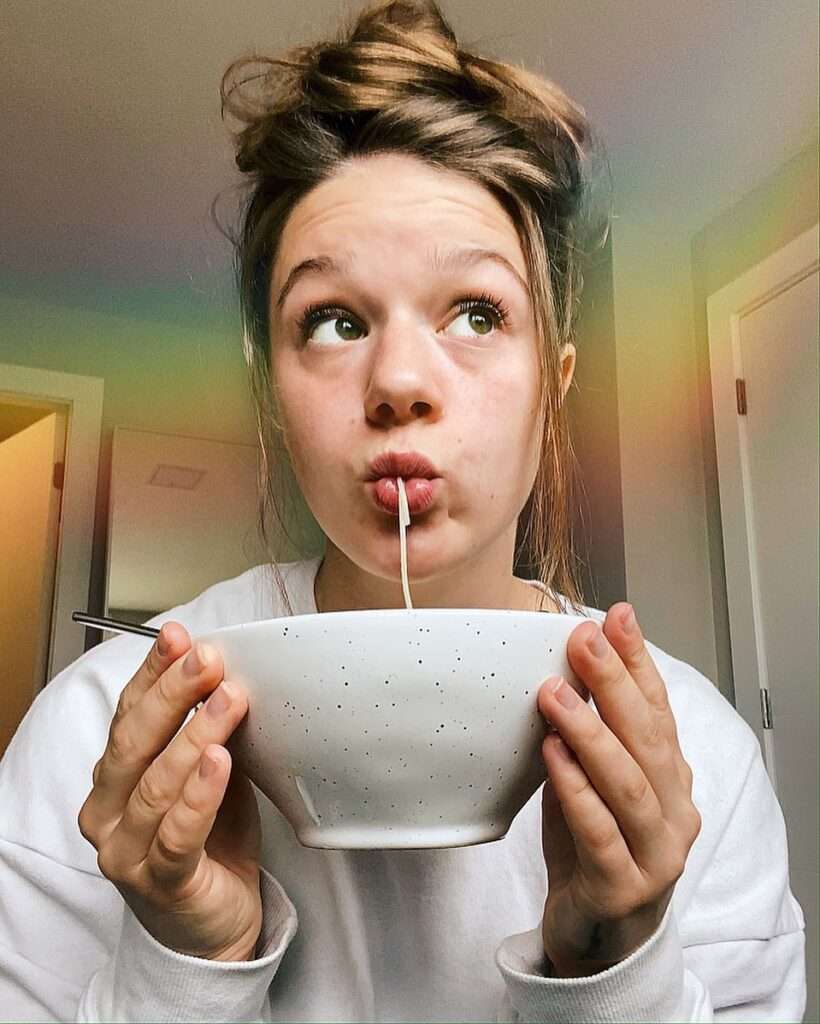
215, 0, 610, 615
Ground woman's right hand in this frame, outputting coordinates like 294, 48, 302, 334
78, 621, 263, 961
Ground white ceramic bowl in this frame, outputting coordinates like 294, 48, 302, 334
195, 608, 589, 850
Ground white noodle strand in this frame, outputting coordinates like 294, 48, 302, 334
396, 477, 413, 609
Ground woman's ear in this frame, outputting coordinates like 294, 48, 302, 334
558, 343, 576, 406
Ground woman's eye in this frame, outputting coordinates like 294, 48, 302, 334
296, 305, 364, 346
296, 295, 509, 346
444, 305, 501, 339
303, 313, 364, 345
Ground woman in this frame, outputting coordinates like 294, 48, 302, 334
0, 1, 806, 1020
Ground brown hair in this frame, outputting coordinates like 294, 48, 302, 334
215, 0, 610, 617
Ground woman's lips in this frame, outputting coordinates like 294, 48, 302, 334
366, 477, 438, 516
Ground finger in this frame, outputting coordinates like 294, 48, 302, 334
95, 623, 193, 788
565, 616, 684, 816
603, 604, 679, 742
540, 744, 578, 889
204, 757, 262, 873
539, 677, 669, 873
110, 622, 192, 728
106, 680, 248, 865
142, 744, 231, 889
602, 605, 697, 818
91, 642, 225, 825
542, 733, 634, 886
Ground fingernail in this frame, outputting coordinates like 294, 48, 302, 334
622, 606, 637, 634
156, 627, 170, 657
587, 626, 608, 658
549, 676, 579, 709
184, 643, 212, 676
554, 736, 576, 761
206, 681, 233, 717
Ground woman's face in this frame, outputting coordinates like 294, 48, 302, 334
269, 152, 575, 586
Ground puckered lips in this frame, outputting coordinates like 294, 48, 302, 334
364, 450, 441, 516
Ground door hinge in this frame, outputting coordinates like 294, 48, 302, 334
736, 378, 747, 415
760, 687, 773, 730
53, 461, 65, 490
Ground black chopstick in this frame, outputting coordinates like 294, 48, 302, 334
72, 612, 161, 640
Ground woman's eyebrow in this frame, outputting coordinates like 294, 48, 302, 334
274, 245, 529, 313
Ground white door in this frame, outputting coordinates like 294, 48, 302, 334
707, 223, 819, 1023
0, 365, 103, 682
0, 412, 55, 755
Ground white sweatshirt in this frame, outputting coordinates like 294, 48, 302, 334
0, 557, 806, 1023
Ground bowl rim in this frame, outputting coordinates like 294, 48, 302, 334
195, 607, 592, 640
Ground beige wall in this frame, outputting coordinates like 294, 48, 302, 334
2, 135, 815, 700
565, 232, 626, 613
0, 242, 623, 655
611, 134, 819, 700
0, 286, 261, 651
1, 119, 810, 704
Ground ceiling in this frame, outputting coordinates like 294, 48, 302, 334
3, 0, 818, 296
0, 400, 55, 443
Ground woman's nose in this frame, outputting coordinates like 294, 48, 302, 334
363, 327, 444, 427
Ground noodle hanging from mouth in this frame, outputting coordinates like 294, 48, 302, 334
396, 477, 413, 609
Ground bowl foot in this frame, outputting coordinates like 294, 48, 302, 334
296, 821, 510, 850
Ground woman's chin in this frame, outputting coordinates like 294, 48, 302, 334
358, 520, 448, 583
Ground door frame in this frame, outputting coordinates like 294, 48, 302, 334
705, 222, 819, 782
0, 364, 104, 684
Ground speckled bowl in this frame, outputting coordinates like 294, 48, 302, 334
195, 608, 590, 850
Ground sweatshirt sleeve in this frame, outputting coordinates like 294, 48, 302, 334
0, 633, 300, 1023
493, 660, 806, 1023
76, 864, 298, 1023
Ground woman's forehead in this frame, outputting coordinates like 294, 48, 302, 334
273, 243, 530, 318
276, 155, 523, 266
274, 172, 524, 303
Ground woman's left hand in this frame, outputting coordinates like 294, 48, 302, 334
537, 603, 702, 978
